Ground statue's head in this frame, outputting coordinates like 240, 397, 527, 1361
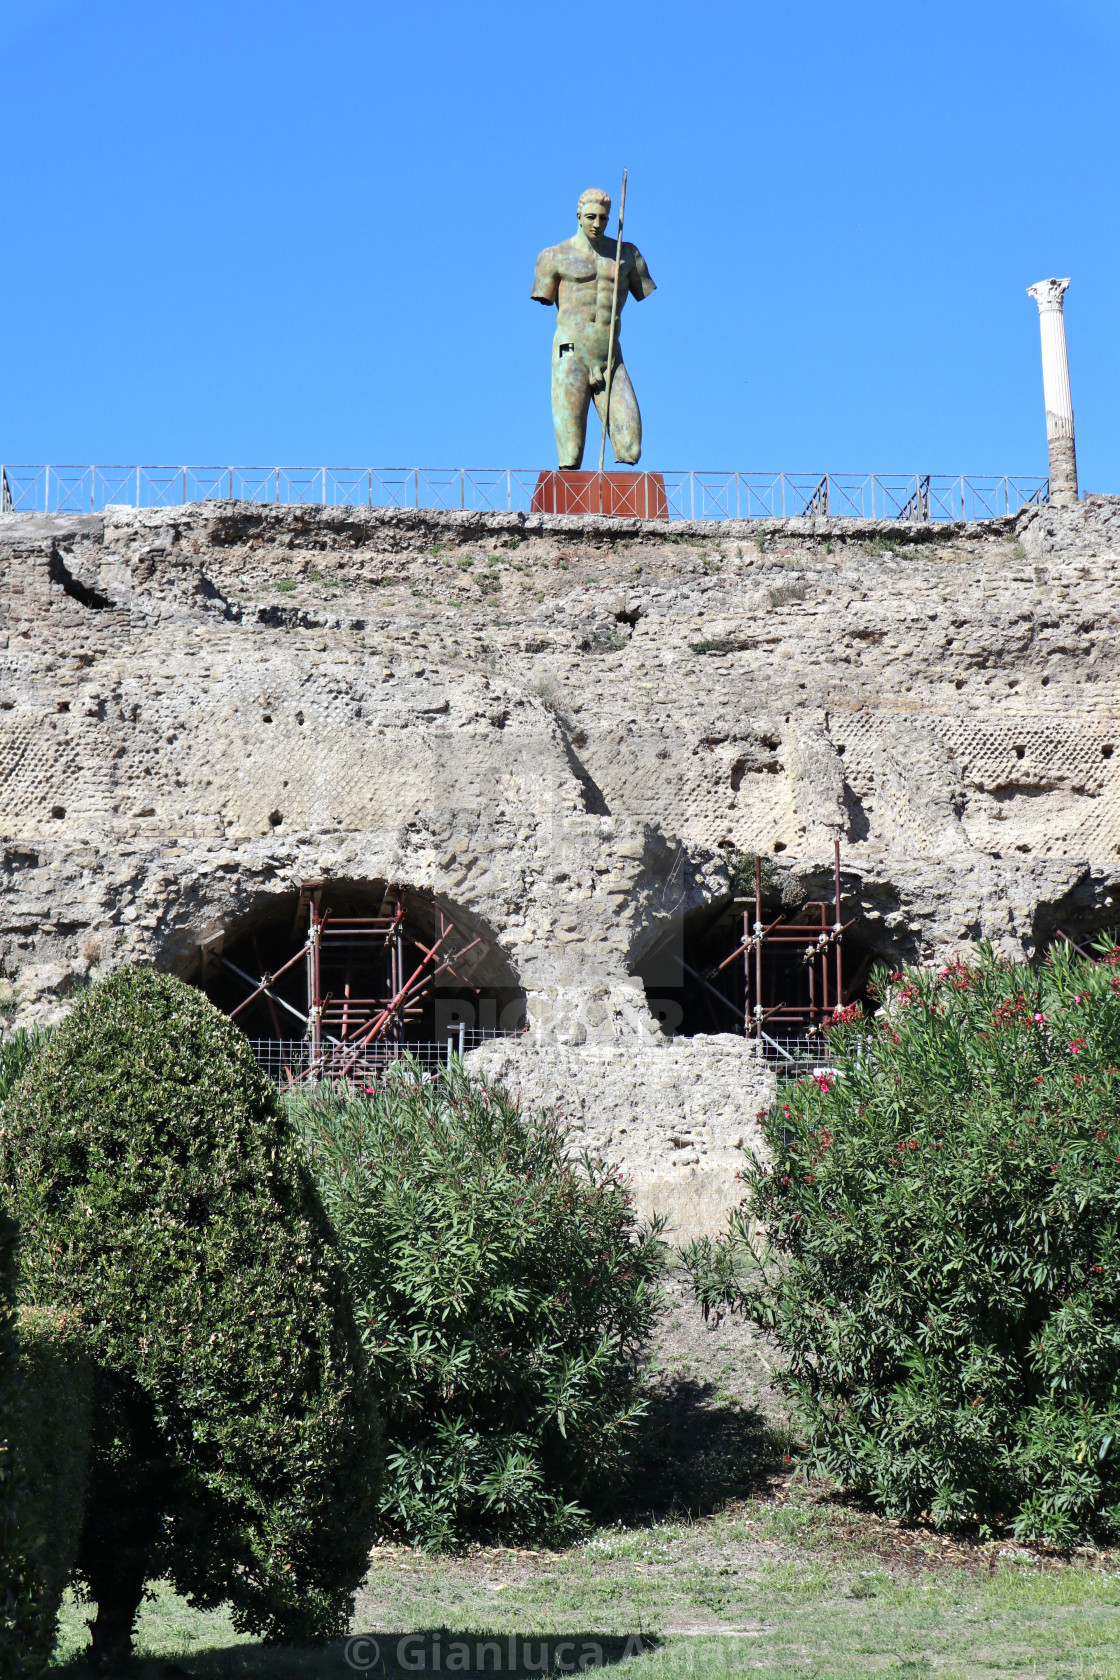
576, 188, 611, 241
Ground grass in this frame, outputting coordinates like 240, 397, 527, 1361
49, 1503, 1120, 1678
687, 635, 742, 656
587, 629, 629, 654
44, 1276, 1120, 1678
766, 582, 806, 608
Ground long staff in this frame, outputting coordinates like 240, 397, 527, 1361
597, 166, 629, 494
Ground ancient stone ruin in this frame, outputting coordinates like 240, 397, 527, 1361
3, 494, 1118, 1235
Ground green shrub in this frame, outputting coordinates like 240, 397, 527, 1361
0, 1028, 50, 1105
295, 1063, 662, 1549
0, 967, 381, 1670
685, 942, 1120, 1543
4, 1309, 92, 1676
726, 849, 774, 900
1, 1189, 91, 1680
0, 1197, 32, 1670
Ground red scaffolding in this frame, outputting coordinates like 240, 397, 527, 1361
217, 881, 484, 1077
719, 840, 855, 1043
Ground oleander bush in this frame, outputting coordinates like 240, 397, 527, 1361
295, 1063, 663, 1549
0, 1027, 49, 1104
685, 940, 1120, 1544
0, 967, 382, 1671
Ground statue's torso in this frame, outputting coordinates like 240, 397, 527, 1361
551, 236, 635, 326
532, 231, 655, 368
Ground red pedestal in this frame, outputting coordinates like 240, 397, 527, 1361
530, 470, 669, 520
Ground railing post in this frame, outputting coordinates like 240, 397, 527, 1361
368, 467, 372, 508
44, 464, 49, 513
182, 466, 187, 506
275, 466, 279, 504
90, 468, 94, 514
413, 468, 419, 509
735, 472, 741, 519
960, 475, 965, 521
690, 471, 695, 521
321, 465, 326, 506
460, 468, 465, 510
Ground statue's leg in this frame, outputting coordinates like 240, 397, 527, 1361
592, 360, 642, 465
552, 345, 591, 469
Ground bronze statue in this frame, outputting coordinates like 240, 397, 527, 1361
532, 187, 656, 470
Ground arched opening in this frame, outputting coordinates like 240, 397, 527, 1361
200, 878, 526, 1081
632, 858, 890, 1058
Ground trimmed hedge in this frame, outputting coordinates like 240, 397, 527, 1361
296, 1063, 663, 1550
1, 1188, 91, 1680
3, 1309, 92, 1676
685, 942, 1120, 1543
0, 967, 382, 1669
0, 1198, 32, 1671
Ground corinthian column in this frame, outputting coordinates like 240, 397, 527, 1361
1027, 277, 1078, 507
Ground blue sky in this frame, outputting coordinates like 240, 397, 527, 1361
1, 0, 1117, 484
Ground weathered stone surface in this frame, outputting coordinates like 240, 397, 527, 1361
466, 1033, 773, 1241
3, 495, 1119, 1233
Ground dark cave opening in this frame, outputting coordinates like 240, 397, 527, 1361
200, 879, 526, 1053
633, 891, 886, 1044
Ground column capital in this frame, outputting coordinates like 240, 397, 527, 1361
1027, 277, 1070, 312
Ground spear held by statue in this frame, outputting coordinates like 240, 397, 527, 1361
597, 167, 629, 502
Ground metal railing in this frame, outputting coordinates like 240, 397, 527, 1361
249, 1026, 518, 1088
0, 464, 1049, 523
754, 1033, 835, 1078
250, 1025, 848, 1088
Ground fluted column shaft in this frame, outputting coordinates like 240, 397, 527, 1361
1027, 277, 1077, 508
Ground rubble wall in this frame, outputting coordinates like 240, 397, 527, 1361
466, 1033, 775, 1243
2, 495, 1118, 1234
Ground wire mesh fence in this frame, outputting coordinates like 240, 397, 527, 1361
755, 1034, 835, 1078
250, 1027, 519, 1088
0, 464, 1049, 523
249, 1026, 847, 1092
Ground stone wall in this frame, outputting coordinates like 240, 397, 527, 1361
466, 1033, 776, 1242
2, 494, 1119, 1237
